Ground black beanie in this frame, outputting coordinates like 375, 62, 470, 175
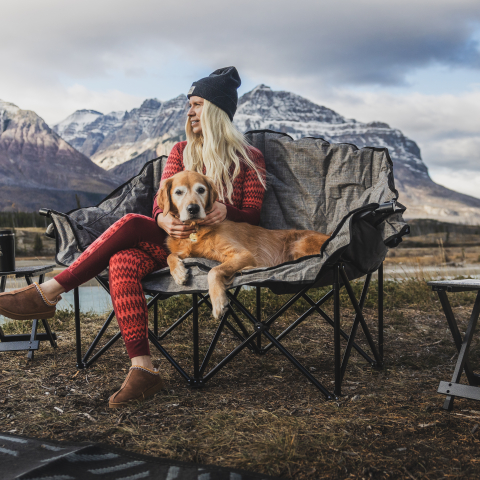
187, 66, 241, 121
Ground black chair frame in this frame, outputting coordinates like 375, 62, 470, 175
71, 257, 385, 400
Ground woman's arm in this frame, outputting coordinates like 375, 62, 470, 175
152, 142, 186, 221
225, 147, 266, 225
153, 142, 195, 238
224, 205, 261, 225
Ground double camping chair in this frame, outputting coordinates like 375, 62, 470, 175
41, 130, 409, 399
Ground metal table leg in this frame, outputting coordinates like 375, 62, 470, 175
437, 290, 480, 410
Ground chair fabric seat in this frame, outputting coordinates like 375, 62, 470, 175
47, 130, 408, 295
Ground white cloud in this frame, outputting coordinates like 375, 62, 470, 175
430, 168, 480, 199
2, 0, 480, 87
59, 85, 143, 119
1, 0, 480, 200
0, 80, 143, 126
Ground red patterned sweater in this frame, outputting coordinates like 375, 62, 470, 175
152, 141, 266, 225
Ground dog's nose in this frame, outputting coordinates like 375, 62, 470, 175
187, 204, 200, 215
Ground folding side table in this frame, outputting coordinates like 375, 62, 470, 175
0, 265, 57, 359
428, 279, 480, 411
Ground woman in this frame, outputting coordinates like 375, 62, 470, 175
0, 67, 266, 408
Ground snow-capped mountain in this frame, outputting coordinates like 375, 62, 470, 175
54, 96, 188, 170
0, 100, 119, 212
54, 109, 124, 156
54, 86, 480, 224
235, 85, 427, 179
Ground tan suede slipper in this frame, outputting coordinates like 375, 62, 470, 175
109, 366, 166, 408
0, 283, 59, 320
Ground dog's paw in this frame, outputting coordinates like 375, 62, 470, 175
171, 262, 189, 285
211, 292, 229, 319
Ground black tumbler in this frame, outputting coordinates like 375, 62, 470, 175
0, 229, 15, 272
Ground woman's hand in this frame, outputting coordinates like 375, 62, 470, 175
200, 202, 227, 226
156, 213, 195, 239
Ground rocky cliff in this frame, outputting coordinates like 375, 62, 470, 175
0, 100, 119, 212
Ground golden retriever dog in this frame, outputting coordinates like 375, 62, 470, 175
158, 171, 330, 319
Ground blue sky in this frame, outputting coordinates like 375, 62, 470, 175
2, 0, 480, 198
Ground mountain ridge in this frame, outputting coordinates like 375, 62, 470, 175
54, 84, 480, 223
3, 86, 478, 223
0, 100, 119, 212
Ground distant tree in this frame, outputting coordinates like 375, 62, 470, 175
33, 233, 43, 255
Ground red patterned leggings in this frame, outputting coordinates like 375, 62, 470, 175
54, 214, 168, 358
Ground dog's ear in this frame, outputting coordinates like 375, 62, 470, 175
157, 178, 174, 216
204, 177, 219, 212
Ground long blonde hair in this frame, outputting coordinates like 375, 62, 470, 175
183, 99, 266, 202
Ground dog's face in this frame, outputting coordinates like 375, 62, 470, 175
158, 171, 219, 223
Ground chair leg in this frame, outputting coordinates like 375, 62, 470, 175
37, 272, 57, 350
27, 319, 39, 361
340, 273, 372, 381
199, 310, 230, 376
256, 286, 262, 351
340, 266, 381, 365
226, 290, 334, 399
203, 329, 261, 383
334, 264, 341, 397
262, 328, 333, 399
148, 329, 191, 382
154, 300, 158, 338
200, 288, 243, 375
82, 310, 116, 364
378, 262, 384, 363
158, 294, 210, 340
83, 332, 122, 369
74, 287, 84, 369
302, 292, 375, 365
192, 294, 201, 386
199, 291, 259, 353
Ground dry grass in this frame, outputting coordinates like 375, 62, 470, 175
385, 245, 480, 267
1, 280, 480, 479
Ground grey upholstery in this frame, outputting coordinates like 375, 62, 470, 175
47, 131, 408, 294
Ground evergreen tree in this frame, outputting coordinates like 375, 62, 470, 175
33, 233, 43, 255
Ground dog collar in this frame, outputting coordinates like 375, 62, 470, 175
189, 224, 199, 242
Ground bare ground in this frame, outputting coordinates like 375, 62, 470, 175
1, 281, 480, 479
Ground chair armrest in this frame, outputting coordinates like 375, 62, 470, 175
39, 208, 56, 239
39, 208, 51, 217
358, 200, 406, 227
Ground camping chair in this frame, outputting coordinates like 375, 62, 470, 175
40, 130, 409, 399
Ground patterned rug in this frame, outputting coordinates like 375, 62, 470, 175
0, 433, 280, 480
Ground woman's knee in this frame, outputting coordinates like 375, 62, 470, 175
109, 249, 140, 271
116, 213, 156, 238
122, 213, 144, 223
109, 248, 154, 283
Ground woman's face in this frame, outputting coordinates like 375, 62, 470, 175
187, 96, 204, 135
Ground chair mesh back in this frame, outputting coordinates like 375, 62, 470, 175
246, 131, 397, 234
52, 157, 166, 267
